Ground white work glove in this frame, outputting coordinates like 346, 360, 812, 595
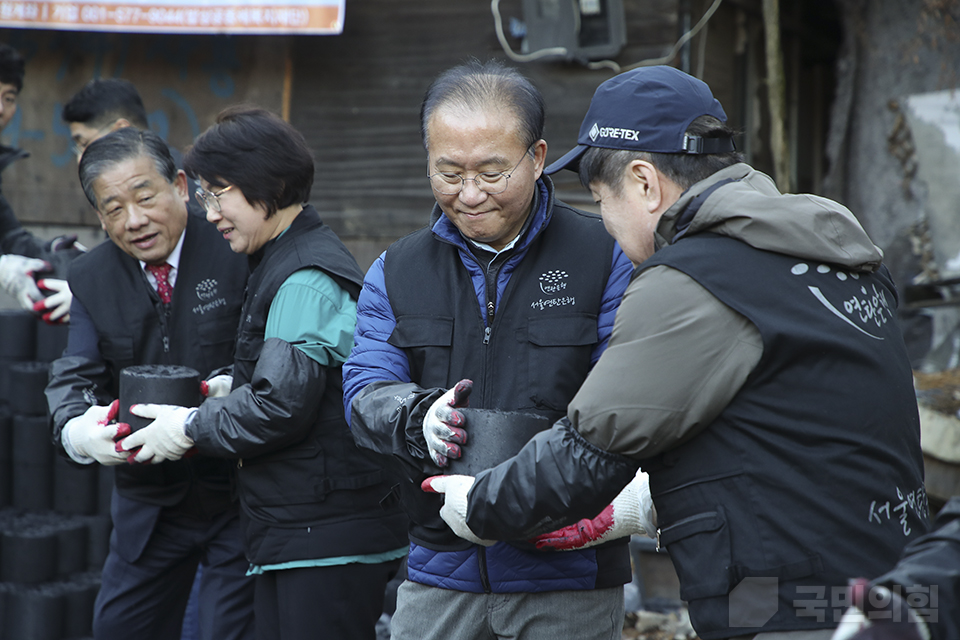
831, 579, 930, 640
422, 379, 472, 467
200, 374, 233, 399
119, 404, 196, 464
530, 469, 657, 550
34, 278, 72, 324
61, 400, 131, 466
421, 474, 495, 546
0, 254, 47, 310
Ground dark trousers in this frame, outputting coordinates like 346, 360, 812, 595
93, 496, 255, 640
254, 559, 401, 640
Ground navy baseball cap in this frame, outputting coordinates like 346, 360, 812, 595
545, 65, 734, 174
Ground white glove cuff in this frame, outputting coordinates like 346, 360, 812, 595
438, 478, 495, 547
61, 421, 96, 465
173, 408, 198, 447
611, 470, 656, 541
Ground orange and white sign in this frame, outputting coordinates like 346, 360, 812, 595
0, 0, 344, 34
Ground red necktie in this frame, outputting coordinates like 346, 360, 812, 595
147, 263, 173, 304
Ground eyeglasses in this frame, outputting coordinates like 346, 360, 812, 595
71, 121, 118, 158
195, 185, 234, 213
428, 145, 534, 196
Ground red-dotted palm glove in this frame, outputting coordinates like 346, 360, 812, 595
422, 379, 472, 467
33, 278, 72, 324
531, 469, 657, 550
831, 579, 930, 640
118, 404, 196, 464
62, 400, 131, 466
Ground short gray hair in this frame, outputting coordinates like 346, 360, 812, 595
419, 59, 544, 151
78, 127, 177, 208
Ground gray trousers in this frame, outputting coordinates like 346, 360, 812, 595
390, 580, 624, 640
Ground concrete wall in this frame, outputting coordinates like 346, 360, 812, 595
0, 28, 288, 231
0, 28, 290, 309
823, 0, 960, 367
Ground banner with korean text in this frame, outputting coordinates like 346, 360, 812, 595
0, 0, 344, 34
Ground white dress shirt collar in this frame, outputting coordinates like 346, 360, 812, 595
140, 226, 186, 289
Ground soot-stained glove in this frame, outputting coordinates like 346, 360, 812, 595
831, 579, 930, 640
33, 278, 72, 324
119, 404, 196, 464
0, 254, 48, 310
421, 474, 496, 546
200, 374, 233, 399
47, 234, 86, 254
531, 469, 657, 550
422, 379, 472, 467
61, 400, 132, 466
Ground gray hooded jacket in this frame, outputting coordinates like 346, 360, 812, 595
571, 162, 885, 458
465, 163, 898, 541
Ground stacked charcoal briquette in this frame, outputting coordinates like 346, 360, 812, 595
0, 309, 112, 640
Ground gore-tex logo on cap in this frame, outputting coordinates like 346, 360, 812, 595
593, 125, 640, 141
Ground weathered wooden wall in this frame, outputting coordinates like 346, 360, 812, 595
1, 3, 682, 268
0, 0, 845, 273
290, 0, 680, 267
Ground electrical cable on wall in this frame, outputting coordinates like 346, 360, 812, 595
491, 0, 723, 74
491, 0, 568, 62
695, 6, 710, 78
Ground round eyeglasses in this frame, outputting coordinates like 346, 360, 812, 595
428, 145, 533, 196
195, 185, 234, 213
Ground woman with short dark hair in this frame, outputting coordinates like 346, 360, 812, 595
124, 106, 408, 640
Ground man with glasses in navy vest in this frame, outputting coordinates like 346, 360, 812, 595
343, 59, 634, 640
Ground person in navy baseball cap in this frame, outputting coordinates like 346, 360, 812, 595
545, 65, 736, 174
426, 62, 926, 640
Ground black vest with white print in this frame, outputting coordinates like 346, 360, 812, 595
641, 233, 928, 639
